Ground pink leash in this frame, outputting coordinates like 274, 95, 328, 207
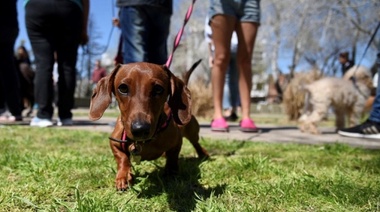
165, 0, 197, 68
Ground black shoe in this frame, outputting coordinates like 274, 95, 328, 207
338, 119, 380, 139
224, 112, 238, 122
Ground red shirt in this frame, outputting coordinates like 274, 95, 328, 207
91, 67, 107, 83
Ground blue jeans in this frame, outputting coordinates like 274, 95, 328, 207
119, 6, 171, 64
223, 52, 240, 110
369, 53, 380, 123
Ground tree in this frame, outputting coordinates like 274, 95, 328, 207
266, 0, 380, 76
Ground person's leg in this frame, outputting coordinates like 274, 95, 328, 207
0, 29, 23, 119
235, 22, 259, 121
224, 51, 240, 121
119, 6, 147, 63
0, 0, 23, 120
210, 15, 235, 122
338, 53, 380, 139
146, 7, 170, 64
228, 51, 240, 112
223, 67, 232, 113
234, 0, 261, 131
0, 79, 5, 114
369, 54, 380, 122
55, 1, 82, 122
26, 1, 55, 121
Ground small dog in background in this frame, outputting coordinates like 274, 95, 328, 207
282, 69, 322, 121
298, 66, 373, 134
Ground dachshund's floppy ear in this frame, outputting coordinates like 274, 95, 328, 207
89, 64, 121, 120
167, 70, 192, 125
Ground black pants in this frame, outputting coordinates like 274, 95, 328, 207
26, 0, 82, 119
0, 0, 22, 117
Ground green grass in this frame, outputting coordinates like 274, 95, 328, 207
1, 126, 380, 211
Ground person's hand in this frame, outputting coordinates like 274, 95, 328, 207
112, 18, 120, 28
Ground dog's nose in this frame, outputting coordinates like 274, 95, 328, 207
131, 121, 151, 139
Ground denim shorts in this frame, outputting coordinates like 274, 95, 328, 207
208, 0, 261, 23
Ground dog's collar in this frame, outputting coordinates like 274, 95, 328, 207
108, 112, 172, 164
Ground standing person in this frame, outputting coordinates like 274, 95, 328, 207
15, 45, 35, 117
25, 0, 89, 127
116, 0, 172, 64
338, 51, 380, 139
0, 0, 23, 122
205, 16, 240, 122
91, 59, 107, 89
208, 0, 261, 132
338, 52, 354, 76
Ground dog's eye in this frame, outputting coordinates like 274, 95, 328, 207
118, 84, 129, 94
152, 85, 164, 96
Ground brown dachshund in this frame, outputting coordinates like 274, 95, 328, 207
89, 61, 209, 191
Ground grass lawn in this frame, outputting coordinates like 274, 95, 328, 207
1, 125, 380, 211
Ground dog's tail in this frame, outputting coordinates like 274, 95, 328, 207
183, 59, 202, 85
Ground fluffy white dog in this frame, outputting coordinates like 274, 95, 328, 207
298, 66, 373, 134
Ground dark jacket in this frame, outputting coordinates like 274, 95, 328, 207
0, 0, 18, 31
341, 60, 354, 76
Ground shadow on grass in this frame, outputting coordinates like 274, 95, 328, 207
134, 157, 226, 212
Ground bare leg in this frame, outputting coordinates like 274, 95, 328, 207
235, 22, 259, 120
210, 15, 236, 120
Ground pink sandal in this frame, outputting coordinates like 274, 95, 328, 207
211, 118, 229, 132
240, 118, 259, 132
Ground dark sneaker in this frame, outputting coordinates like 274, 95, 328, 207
224, 112, 238, 122
57, 118, 73, 126
338, 119, 380, 139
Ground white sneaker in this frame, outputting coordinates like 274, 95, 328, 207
30, 117, 53, 127
57, 118, 73, 126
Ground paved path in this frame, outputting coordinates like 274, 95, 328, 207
61, 116, 380, 150
3, 109, 379, 149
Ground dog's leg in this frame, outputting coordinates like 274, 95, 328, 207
334, 108, 346, 130
298, 120, 308, 133
164, 138, 182, 175
350, 103, 364, 127
111, 143, 133, 191
305, 103, 328, 134
110, 121, 133, 191
182, 116, 209, 159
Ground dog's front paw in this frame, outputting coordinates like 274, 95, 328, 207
198, 149, 210, 160
115, 172, 133, 191
298, 123, 307, 133
309, 124, 320, 134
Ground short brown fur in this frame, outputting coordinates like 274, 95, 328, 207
89, 62, 208, 191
